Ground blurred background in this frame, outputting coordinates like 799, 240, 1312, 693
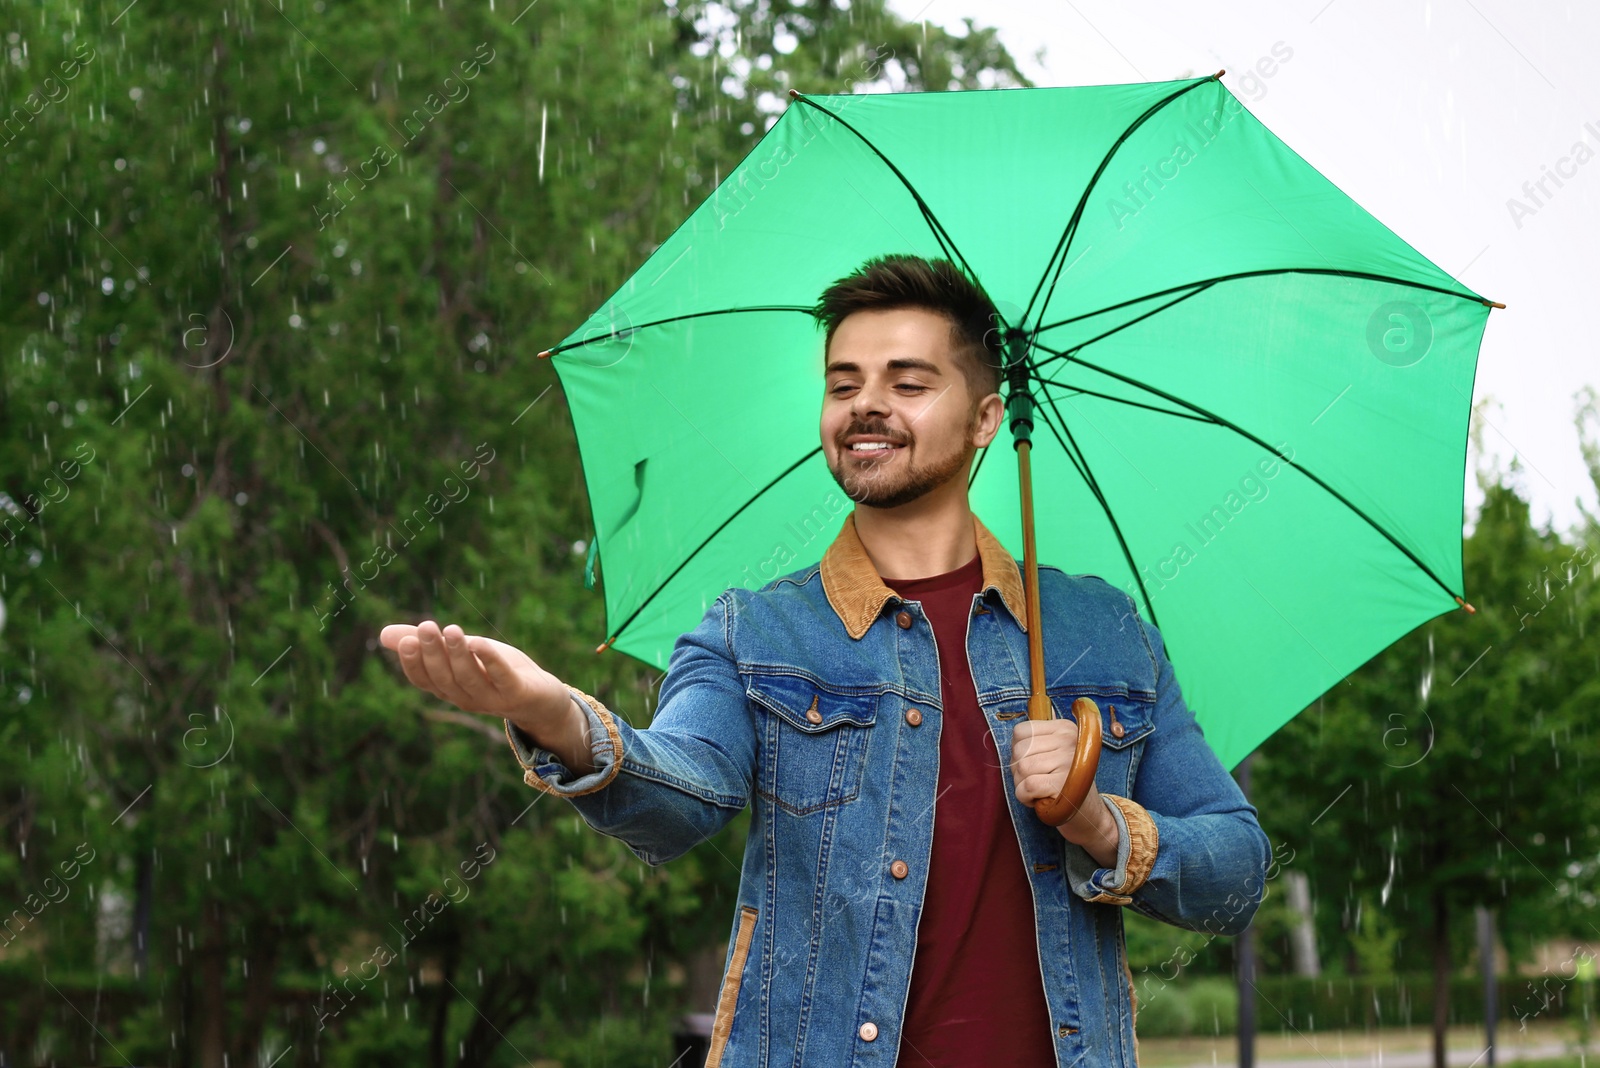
0, 0, 1594, 1065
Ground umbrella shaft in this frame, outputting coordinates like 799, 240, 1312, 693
1016, 440, 1052, 722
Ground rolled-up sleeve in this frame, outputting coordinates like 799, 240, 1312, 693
1062, 793, 1161, 905
499, 590, 758, 866
502, 687, 623, 797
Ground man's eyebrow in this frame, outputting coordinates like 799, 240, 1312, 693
824, 358, 944, 375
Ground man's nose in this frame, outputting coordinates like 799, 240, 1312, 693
852, 378, 891, 418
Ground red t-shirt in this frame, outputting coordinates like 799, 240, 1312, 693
881, 551, 1058, 1067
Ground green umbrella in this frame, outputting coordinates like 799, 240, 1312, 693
537, 72, 1500, 784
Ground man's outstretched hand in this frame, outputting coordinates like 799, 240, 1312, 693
378, 620, 597, 774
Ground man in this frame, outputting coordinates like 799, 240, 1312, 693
380, 255, 1270, 1067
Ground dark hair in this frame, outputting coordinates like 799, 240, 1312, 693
811, 254, 1003, 400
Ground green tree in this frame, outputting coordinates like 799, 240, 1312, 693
1253, 465, 1600, 1068
0, 0, 1030, 1063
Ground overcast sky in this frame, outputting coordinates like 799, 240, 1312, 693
887, 0, 1599, 541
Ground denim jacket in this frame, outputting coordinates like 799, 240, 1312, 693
505, 511, 1270, 1067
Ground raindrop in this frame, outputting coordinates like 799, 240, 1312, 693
1418, 633, 1433, 705
234, 492, 248, 505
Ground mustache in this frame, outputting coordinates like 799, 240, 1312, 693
840, 421, 909, 446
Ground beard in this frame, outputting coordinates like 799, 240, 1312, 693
826, 416, 977, 509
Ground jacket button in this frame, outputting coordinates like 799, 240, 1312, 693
895, 611, 913, 628
806, 708, 823, 724
859, 1021, 879, 1041
904, 708, 922, 726
890, 859, 909, 879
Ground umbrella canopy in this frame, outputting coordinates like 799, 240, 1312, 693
540, 73, 1498, 770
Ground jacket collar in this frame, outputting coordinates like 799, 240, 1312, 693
819, 509, 1028, 639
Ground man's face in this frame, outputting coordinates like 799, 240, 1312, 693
820, 307, 1002, 510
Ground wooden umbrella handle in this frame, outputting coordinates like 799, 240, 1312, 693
1030, 696, 1103, 827
1012, 435, 1104, 828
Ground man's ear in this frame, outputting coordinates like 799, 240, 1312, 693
971, 391, 1005, 448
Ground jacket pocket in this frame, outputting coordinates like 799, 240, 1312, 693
747, 672, 878, 816
1047, 687, 1156, 796
706, 904, 759, 1068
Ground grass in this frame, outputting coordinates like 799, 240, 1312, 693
1135, 1019, 1595, 1068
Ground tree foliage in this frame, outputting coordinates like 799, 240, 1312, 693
0, 0, 1027, 1063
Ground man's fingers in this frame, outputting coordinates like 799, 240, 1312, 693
415, 621, 466, 702
438, 624, 496, 703
468, 636, 520, 692
1011, 720, 1077, 759
395, 633, 445, 700
1015, 770, 1067, 805
379, 624, 416, 651
1011, 720, 1079, 805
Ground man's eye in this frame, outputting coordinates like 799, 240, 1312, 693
826, 382, 926, 395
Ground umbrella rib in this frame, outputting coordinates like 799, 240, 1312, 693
1025, 372, 1164, 633
788, 95, 983, 294
1022, 75, 1220, 332
1030, 338, 1469, 605
597, 446, 825, 649
541, 305, 816, 357
1031, 281, 1218, 374
1031, 375, 1214, 423
1034, 267, 1495, 338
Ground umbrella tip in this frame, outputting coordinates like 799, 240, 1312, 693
536, 349, 553, 360
1455, 595, 1477, 614
788, 89, 801, 99
1213, 68, 1225, 79
595, 635, 616, 653
1485, 299, 1507, 310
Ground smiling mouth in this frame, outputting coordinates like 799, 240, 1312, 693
845, 441, 906, 457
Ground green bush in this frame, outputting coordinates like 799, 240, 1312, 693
1134, 972, 1587, 1036
1136, 978, 1239, 1037
1189, 979, 1241, 1036
1135, 981, 1196, 1037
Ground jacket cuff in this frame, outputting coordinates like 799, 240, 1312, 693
502, 686, 623, 797
1063, 794, 1159, 905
